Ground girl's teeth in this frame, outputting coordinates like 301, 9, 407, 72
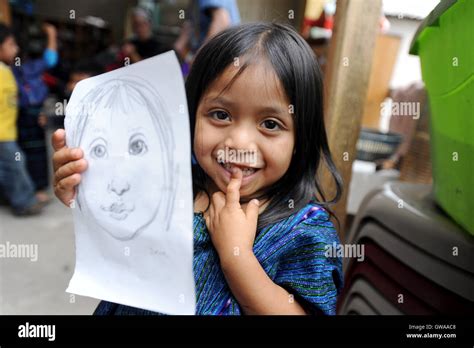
242, 168, 255, 177
221, 163, 256, 177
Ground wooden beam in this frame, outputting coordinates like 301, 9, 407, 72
321, 0, 382, 240
362, 33, 401, 129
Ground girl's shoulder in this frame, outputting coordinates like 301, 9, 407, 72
270, 201, 333, 231
292, 201, 332, 226
293, 201, 339, 244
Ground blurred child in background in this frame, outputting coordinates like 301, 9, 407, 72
49, 59, 102, 130
13, 22, 58, 204
0, 23, 44, 216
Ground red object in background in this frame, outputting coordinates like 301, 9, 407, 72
301, 10, 333, 38
104, 51, 126, 72
42, 72, 58, 89
323, 13, 333, 30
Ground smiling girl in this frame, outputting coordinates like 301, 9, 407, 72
52, 22, 343, 315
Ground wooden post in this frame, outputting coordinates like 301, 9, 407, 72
321, 0, 382, 240
0, 0, 12, 25
362, 33, 401, 129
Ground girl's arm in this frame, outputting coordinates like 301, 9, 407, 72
219, 250, 308, 315
205, 168, 308, 315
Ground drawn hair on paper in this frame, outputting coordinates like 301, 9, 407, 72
66, 76, 176, 241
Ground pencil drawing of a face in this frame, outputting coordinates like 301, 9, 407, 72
69, 78, 174, 240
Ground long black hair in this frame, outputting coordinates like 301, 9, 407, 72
185, 22, 343, 231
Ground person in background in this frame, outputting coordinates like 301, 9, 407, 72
195, 0, 241, 45
50, 60, 103, 130
121, 7, 170, 64
14, 22, 58, 205
0, 24, 44, 216
174, 0, 241, 71
65, 60, 103, 100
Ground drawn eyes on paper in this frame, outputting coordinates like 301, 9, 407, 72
90, 138, 108, 159
129, 134, 148, 156
89, 133, 148, 159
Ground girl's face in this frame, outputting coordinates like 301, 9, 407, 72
194, 62, 295, 199
80, 102, 164, 240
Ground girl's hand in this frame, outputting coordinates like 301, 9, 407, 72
204, 168, 260, 263
51, 129, 88, 207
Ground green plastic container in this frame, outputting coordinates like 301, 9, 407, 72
410, 0, 474, 235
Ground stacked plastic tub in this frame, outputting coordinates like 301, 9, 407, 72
338, 182, 474, 315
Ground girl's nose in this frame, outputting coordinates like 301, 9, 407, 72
224, 124, 257, 151
108, 178, 130, 196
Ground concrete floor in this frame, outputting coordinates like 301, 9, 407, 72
0, 129, 99, 314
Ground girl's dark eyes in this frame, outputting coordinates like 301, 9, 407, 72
208, 110, 283, 132
209, 110, 231, 121
261, 119, 282, 131
129, 138, 148, 156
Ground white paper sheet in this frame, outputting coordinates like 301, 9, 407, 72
64, 51, 195, 315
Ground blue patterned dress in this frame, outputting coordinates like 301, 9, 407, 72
94, 201, 343, 315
